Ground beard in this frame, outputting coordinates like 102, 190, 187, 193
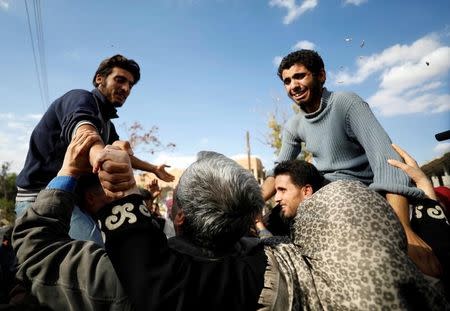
296, 77, 323, 110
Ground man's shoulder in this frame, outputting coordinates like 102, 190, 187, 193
330, 90, 364, 104
286, 110, 303, 125
51, 89, 96, 109
327, 90, 368, 115
61, 89, 93, 99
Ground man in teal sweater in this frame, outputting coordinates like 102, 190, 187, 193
261, 49, 442, 277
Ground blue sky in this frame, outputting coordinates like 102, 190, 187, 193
1, 0, 449, 174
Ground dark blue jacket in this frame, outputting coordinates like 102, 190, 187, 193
16, 88, 119, 189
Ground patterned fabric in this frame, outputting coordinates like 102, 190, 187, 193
263, 180, 449, 310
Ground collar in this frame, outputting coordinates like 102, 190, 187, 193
168, 236, 261, 260
303, 87, 330, 119
92, 88, 119, 119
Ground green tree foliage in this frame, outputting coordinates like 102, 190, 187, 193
266, 103, 312, 161
0, 162, 17, 224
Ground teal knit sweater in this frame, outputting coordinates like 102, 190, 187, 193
268, 88, 423, 198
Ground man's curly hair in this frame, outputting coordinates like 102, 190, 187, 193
277, 49, 324, 80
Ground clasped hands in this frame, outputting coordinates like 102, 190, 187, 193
59, 131, 138, 199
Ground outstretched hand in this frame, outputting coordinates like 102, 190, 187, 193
58, 130, 102, 177
154, 164, 175, 182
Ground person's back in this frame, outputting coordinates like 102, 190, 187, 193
148, 236, 266, 310
101, 151, 278, 310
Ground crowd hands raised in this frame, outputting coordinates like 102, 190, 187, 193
6, 129, 449, 310
3, 51, 450, 310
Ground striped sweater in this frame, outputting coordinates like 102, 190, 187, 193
268, 88, 423, 198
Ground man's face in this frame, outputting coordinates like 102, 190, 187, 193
281, 63, 325, 113
274, 174, 306, 220
96, 67, 135, 107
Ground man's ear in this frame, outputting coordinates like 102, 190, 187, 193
95, 74, 104, 86
318, 69, 326, 85
303, 184, 314, 199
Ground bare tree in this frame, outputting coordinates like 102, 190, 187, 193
121, 121, 176, 155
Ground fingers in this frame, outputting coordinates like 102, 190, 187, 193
391, 144, 418, 167
77, 132, 101, 155
408, 245, 443, 277
59, 131, 101, 177
103, 188, 124, 200
98, 165, 133, 182
99, 178, 136, 193
387, 158, 408, 171
94, 146, 131, 173
406, 230, 443, 277
112, 140, 134, 156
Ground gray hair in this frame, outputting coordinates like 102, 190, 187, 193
174, 151, 264, 250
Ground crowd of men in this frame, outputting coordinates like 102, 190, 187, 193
0, 51, 449, 310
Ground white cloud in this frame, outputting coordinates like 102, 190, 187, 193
434, 142, 450, 155
292, 40, 316, 50
343, 0, 367, 6
273, 56, 283, 67
269, 0, 318, 25
0, 113, 14, 120
0, 0, 9, 11
0, 113, 40, 173
152, 152, 196, 169
334, 34, 442, 85
332, 33, 450, 116
26, 114, 43, 120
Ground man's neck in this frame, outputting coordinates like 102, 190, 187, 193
302, 88, 324, 114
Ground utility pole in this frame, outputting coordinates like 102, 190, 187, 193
246, 131, 252, 174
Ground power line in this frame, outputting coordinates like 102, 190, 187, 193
35, 0, 49, 106
24, 0, 49, 111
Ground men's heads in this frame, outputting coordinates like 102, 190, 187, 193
277, 49, 326, 112
76, 173, 111, 215
93, 55, 141, 107
274, 160, 323, 219
174, 151, 264, 250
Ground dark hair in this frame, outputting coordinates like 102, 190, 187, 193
274, 160, 324, 192
2, 226, 13, 243
139, 188, 153, 201
75, 173, 102, 208
92, 54, 141, 87
277, 49, 324, 80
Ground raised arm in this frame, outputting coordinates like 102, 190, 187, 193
110, 140, 175, 182
13, 131, 133, 310
346, 101, 441, 277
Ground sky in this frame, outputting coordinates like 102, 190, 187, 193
0, 0, 449, 174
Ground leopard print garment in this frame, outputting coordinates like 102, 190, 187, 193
262, 180, 449, 310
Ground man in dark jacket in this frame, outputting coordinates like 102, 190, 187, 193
15, 55, 174, 243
